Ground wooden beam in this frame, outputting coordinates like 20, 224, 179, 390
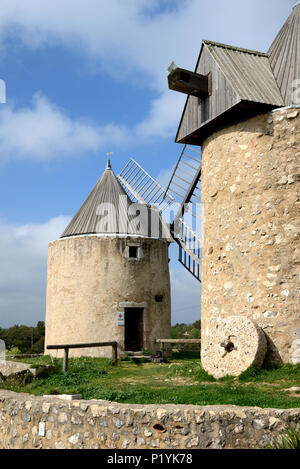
47, 341, 119, 371
168, 68, 210, 98
112, 342, 118, 367
156, 339, 201, 344
47, 341, 117, 350
63, 348, 69, 373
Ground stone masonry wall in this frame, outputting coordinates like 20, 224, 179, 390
45, 236, 171, 358
0, 390, 299, 449
201, 108, 300, 364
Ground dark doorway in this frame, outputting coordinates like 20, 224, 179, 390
124, 308, 144, 351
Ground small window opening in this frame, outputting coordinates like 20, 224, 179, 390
129, 246, 138, 258
155, 295, 163, 303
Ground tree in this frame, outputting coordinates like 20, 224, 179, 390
171, 320, 201, 351
0, 321, 45, 354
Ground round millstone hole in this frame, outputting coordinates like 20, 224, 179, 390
201, 316, 267, 379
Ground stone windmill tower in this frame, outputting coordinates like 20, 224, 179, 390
45, 158, 172, 358
166, 3, 300, 374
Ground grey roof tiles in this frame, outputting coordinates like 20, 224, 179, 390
61, 165, 172, 241
204, 41, 284, 106
268, 3, 300, 106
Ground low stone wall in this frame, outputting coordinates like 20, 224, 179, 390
0, 390, 299, 449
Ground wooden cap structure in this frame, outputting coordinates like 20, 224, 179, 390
172, 3, 300, 145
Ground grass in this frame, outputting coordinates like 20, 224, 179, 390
1, 353, 300, 409
266, 424, 300, 449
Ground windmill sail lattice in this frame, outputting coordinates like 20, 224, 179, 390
177, 218, 201, 281
166, 145, 202, 282
117, 158, 175, 211
117, 153, 202, 283
165, 145, 202, 221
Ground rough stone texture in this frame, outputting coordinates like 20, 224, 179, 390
201, 109, 300, 365
0, 362, 56, 386
0, 362, 32, 387
0, 361, 31, 378
202, 316, 267, 378
0, 390, 299, 450
45, 236, 171, 358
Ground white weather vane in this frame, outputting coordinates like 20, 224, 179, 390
106, 151, 114, 169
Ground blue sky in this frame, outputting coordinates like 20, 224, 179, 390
0, 0, 294, 328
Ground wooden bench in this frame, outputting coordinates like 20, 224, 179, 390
47, 341, 118, 372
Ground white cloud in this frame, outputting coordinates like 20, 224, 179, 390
0, 89, 183, 162
0, 92, 130, 163
0, 0, 292, 90
0, 90, 182, 162
0, 1, 293, 148
0, 216, 70, 328
136, 90, 185, 140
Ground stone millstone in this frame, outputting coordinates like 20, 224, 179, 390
201, 316, 267, 379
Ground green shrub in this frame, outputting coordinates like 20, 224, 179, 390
239, 363, 300, 383
7, 347, 22, 356
238, 366, 262, 381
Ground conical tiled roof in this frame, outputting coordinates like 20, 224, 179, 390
268, 3, 300, 106
61, 163, 171, 240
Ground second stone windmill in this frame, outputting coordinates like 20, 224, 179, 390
44, 157, 174, 358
